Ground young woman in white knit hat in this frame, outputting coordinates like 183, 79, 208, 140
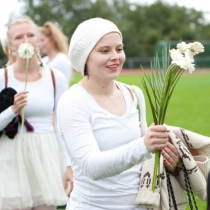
57, 17, 181, 210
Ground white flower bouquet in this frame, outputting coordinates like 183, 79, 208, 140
17, 42, 34, 132
141, 41, 204, 192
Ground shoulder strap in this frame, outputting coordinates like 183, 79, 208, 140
130, 85, 140, 121
50, 69, 56, 97
124, 84, 134, 101
124, 84, 141, 123
4, 67, 56, 97
4, 67, 8, 88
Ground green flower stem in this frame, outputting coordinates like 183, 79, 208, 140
24, 56, 29, 90
143, 43, 203, 192
151, 64, 183, 192
152, 150, 160, 191
21, 54, 29, 133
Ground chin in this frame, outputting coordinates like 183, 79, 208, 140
110, 71, 120, 80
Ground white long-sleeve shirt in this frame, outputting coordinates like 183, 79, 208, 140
57, 81, 151, 210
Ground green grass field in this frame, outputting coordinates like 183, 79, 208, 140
67, 70, 210, 210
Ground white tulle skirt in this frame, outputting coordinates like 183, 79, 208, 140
0, 132, 68, 210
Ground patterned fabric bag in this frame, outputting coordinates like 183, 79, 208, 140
135, 126, 210, 210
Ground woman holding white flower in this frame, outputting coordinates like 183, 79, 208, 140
57, 17, 181, 210
0, 16, 70, 210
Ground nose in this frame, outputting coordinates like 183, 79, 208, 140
110, 50, 119, 60
23, 36, 29, 42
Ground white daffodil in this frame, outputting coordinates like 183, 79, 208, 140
184, 49, 194, 63
170, 49, 186, 69
141, 41, 204, 192
177, 41, 188, 54
188, 42, 205, 55
18, 42, 34, 59
184, 60, 195, 73
170, 49, 184, 62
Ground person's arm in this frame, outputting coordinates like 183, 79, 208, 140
0, 106, 17, 130
53, 69, 74, 195
0, 90, 28, 131
57, 91, 171, 181
52, 69, 72, 166
0, 71, 16, 130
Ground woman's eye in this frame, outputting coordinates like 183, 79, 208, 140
117, 48, 123, 52
15, 36, 22, 40
101, 49, 109, 53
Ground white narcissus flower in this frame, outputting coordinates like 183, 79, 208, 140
170, 49, 186, 69
184, 61, 195, 73
142, 40, 204, 192
177, 42, 188, 54
171, 42, 204, 73
170, 49, 184, 61
188, 42, 205, 55
17, 42, 34, 59
184, 49, 194, 63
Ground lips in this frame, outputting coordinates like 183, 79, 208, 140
107, 64, 119, 71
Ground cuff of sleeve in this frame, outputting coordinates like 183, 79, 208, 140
65, 158, 72, 167
8, 106, 17, 117
0, 106, 17, 132
139, 137, 152, 159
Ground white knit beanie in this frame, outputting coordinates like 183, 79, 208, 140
69, 17, 122, 75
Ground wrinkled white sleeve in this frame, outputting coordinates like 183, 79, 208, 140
57, 92, 151, 181
0, 106, 17, 131
0, 70, 17, 131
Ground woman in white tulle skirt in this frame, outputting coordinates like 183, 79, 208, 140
0, 16, 69, 210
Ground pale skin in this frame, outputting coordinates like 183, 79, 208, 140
80, 32, 180, 172
64, 166, 74, 197
38, 33, 59, 63
7, 21, 72, 206
8, 22, 41, 114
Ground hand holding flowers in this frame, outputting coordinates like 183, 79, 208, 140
17, 42, 34, 132
141, 41, 204, 192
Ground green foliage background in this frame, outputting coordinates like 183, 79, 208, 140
1, 0, 210, 61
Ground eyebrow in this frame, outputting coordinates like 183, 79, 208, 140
97, 44, 124, 48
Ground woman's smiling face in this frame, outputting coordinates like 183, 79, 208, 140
86, 32, 125, 82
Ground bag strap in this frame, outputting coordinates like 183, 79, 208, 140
130, 85, 140, 122
50, 69, 56, 97
4, 67, 8, 88
4, 67, 56, 98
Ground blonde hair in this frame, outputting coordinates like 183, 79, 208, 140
39, 21, 68, 55
6, 16, 42, 66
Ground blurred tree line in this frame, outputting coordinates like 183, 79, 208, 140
1, 0, 210, 60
